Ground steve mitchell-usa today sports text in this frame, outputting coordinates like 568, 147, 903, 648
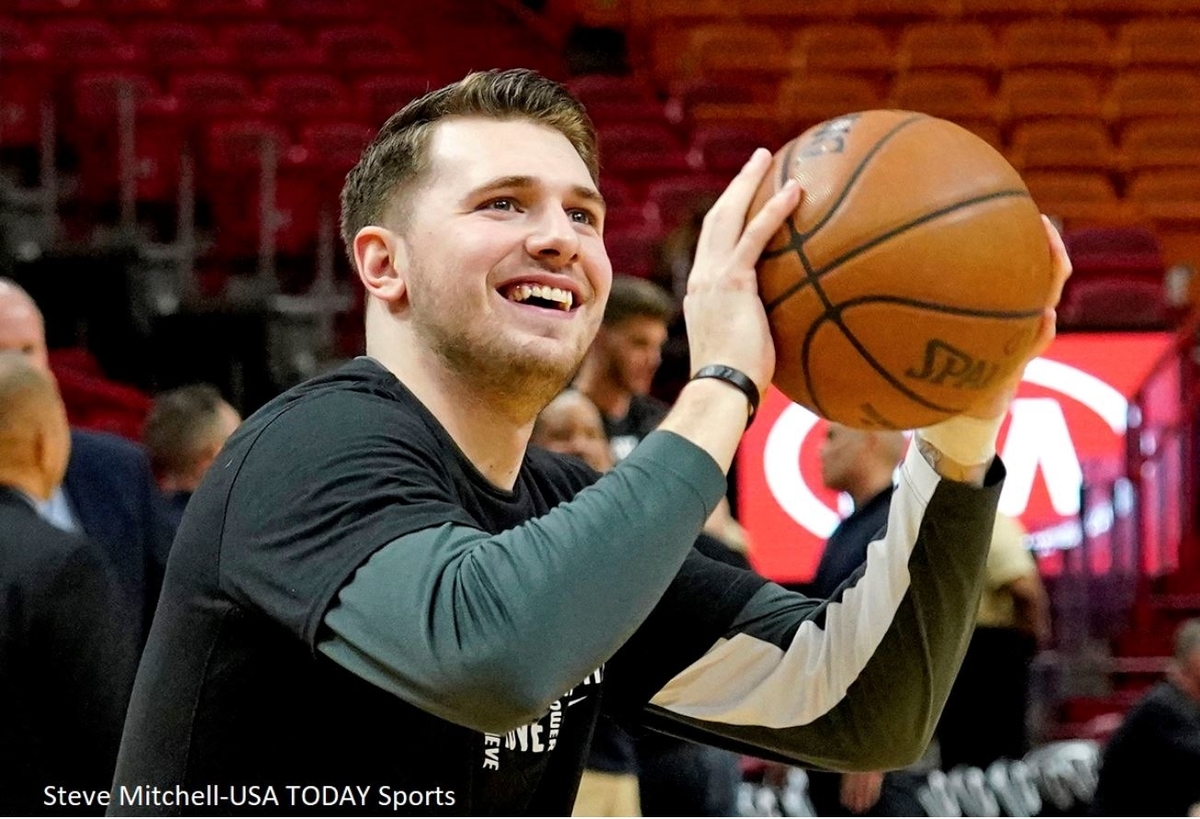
43, 784, 458, 810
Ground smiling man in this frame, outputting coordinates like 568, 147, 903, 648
112, 70, 1068, 816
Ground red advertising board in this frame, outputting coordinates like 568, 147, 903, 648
737, 332, 1181, 584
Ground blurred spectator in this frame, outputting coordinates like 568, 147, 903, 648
574, 275, 674, 463
142, 383, 242, 537
532, 390, 638, 817
0, 278, 169, 648
1091, 618, 1200, 816
937, 514, 1050, 771
0, 351, 137, 814
800, 422, 921, 817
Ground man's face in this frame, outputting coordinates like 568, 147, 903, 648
0, 291, 49, 374
532, 393, 613, 473
600, 315, 668, 396
397, 117, 611, 397
819, 422, 868, 493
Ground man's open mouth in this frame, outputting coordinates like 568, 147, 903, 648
503, 283, 574, 311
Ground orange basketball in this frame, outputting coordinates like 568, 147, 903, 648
751, 110, 1053, 430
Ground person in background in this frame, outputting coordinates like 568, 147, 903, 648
800, 422, 918, 817
142, 383, 242, 537
532, 389, 640, 817
574, 275, 674, 463
1091, 618, 1200, 816
0, 277, 168, 648
0, 351, 136, 814
937, 513, 1051, 771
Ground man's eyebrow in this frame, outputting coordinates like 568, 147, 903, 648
471, 176, 606, 209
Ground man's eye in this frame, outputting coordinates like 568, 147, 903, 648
568, 209, 596, 225
485, 198, 516, 211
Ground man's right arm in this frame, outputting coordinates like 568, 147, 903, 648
317, 430, 749, 734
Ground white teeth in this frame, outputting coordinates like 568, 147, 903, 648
506, 283, 574, 311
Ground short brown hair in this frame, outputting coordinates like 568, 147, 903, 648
143, 384, 229, 479
603, 276, 676, 327
339, 69, 598, 266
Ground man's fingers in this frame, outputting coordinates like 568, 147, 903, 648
700, 148, 775, 248
736, 179, 802, 270
1042, 215, 1072, 308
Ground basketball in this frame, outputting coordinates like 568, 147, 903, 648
751, 110, 1054, 430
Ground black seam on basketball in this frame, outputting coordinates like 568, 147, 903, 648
833, 295, 1045, 320
762, 112, 927, 266
764, 189, 1031, 314
800, 311, 959, 417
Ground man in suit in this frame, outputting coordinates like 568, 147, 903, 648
0, 278, 167, 646
0, 351, 137, 813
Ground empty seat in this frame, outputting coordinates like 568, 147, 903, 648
0, 22, 51, 156
277, 0, 371, 25
778, 75, 883, 133
1059, 0, 1168, 15
1064, 223, 1165, 276
1059, 276, 1168, 330
960, 0, 1065, 16
315, 25, 423, 79
202, 118, 291, 257
1126, 168, 1200, 220
261, 72, 357, 129
604, 224, 666, 279
687, 124, 773, 175
664, 76, 778, 130
644, 174, 728, 228
567, 74, 665, 126
889, 70, 999, 124
217, 22, 324, 75
684, 24, 790, 82
858, 0, 960, 18
353, 74, 439, 126
128, 22, 230, 78
999, 70, 1105, 124
1008, 119, 1117, 171
1106, 69, 1200, 122
788, 23, 893, 79
896, 21, 999, 75
1116, 18, 1200, 69
1120, 117, 1200, 171
1023, 169, 1133, 223
39, 19, 135, 68
734, 0, 856, 21
169, 70, 271, 122
174, 0, 269, 20
1001, 19, 1113, 71
596, 122, 689, 182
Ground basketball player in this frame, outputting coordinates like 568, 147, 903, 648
112, 69, 1070, 816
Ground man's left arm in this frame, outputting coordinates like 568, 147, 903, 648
609, 443, 1002, 772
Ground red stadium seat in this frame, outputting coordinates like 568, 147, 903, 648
174, 0, 269, 21
39, 19, 135, 69
686, 124, 771, 176
888, 70, 1000, 126
1023, 169, 1136, 224
778, 75, 883, 133
1007, 119, 1117, 172
595, 122, 689, 185
1120, 118, 1200, 172
1106, 69, 1200, 123
169, 70, 271, 123
202, 118, 291, 257
1000, 19, 1114, 71
567, 75, 666, 127
1116, 18, 1200, 70
998, 70, 1105, 125
261, 72, 358, 131
353, 75, 440, 127
315, 25, 423, 80
896, 21, 999, 76
604, 224, 666, 279
788, 23, 894, 81
683, 24, 790, 83
127, 22, 231, 80
643, 174, 727, 230
216, 22, 325, 76
0, 23, 51, 158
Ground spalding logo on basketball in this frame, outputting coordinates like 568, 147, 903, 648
751, 110, 1054, 430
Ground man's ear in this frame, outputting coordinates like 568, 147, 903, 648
354, 226, 408, 304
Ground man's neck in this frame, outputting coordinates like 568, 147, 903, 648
368, 347, 537, 491
848, 474, 893, 510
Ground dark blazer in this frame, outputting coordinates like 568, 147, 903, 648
63, 429, 169, 645
0, 487, 137, 815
